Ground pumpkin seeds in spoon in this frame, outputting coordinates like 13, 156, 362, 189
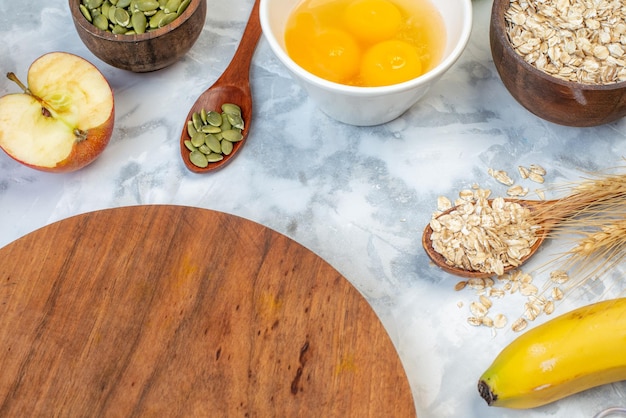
185, 104, 245, 168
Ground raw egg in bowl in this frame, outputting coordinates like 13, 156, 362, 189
260, 0, 472, 126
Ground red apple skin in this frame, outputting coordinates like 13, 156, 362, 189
0, 52, 115, 173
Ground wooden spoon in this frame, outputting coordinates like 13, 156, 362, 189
180, 0, 261, 173
422, 196, 589, 279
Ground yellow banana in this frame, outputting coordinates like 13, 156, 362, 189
478, 297, 626, 409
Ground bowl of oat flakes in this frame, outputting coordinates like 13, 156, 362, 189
490, 0, 626, 127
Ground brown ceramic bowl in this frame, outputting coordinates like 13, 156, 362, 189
69, 0, 206, 72
490, 0, 626, 127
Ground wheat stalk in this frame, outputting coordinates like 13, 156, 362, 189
528, 170, 626, 233
529, 167, 626, 285
560, 218, 626, 282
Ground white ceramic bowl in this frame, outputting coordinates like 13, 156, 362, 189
260, 0, 472, 126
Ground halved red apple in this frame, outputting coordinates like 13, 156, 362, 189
0, 52, 114, 172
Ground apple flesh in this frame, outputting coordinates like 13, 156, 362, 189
0, 52, 114, 172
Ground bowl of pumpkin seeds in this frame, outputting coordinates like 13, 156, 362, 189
69, 0, 206, 72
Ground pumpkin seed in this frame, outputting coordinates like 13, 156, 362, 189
184, 140, 195, 152
131, 10, 147, 33
206, 153, 224, 163
137, 0, 159, 11
198, 144, 212, 154
189, 150, 208, 168
201, 125, 221, 134
117, 0, 131, 7
114, 8, 131, 26
160, 12, 178, 27
149, 10, 167, 28
80, 4, 93, 21
177, 0, 190, 14
221, 140, 233, 155
86, 0, 104, 8
101, 1, 111, 17
206, 111, 222, 126
187, 120, 197, 138
164, 0, 181, 13
190, 131, 206, 147
221, 129, 243, 142
108, 5, 117, 22
112, 24, 127, 34
205, 134, 222, 153
185, 103, 245, 168
192, 112, 203, 132
220, 113, 232, 130
94, 13, 110, 30
221, 103, 241, 116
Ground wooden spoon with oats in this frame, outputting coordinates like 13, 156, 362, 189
421, 195, 595, 279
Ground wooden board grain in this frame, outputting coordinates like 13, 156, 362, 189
0, 205, 416, 417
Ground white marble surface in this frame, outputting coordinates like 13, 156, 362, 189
2, 1, 626, 417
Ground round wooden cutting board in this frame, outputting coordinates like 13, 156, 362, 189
0, 205, 416, 417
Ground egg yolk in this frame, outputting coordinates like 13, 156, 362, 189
360, 40, 422, 86
343, 0, 402, 44
296, 27, 361, 84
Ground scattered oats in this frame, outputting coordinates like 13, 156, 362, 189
490, 288, 506, 298
482, 316, 494, 327
488, 168, 515, 186
470, 301, 489, 317
507, 184, 529, 197
550, 270, 570, 284
484, 277, 495, 288
455, 280, 468, 291
468, 277, 486, 290
509, 270, 523, 282
480, 295, 493, 309
457, 301, 464, 308
551, 286, 564, 300
524, 302, 541, 321
544, 300, 555, 315
529, 164, 546, 176
493, 313, 508, 329
468, 317, 483, 326
512, 317, 528, 332
518, 165, 530, 179
528, 172, 545, 184
528, 294, 547, 307
510, 280, 521, 294
520, 283, 538, 296
520, 273, 533, 284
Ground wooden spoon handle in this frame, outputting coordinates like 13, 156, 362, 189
216, 0, 262, 86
